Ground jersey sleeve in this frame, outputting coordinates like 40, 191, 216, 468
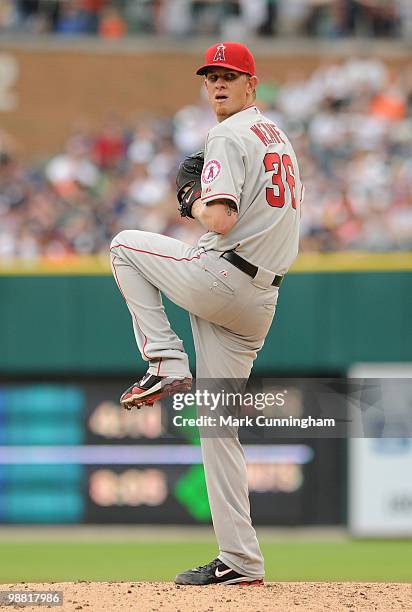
201, 135, 245, 211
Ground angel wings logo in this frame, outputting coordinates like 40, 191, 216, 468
202, 160, 222, 184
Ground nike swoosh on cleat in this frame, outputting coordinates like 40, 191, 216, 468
215, 567, 233, 578
139, 373, 152, 385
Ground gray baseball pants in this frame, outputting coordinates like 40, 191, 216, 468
110, 229, 279, 578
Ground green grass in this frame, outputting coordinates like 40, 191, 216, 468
0, 540, 411, 583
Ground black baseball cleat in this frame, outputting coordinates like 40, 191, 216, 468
120, 371, 192, 409
174, 558, 263, 586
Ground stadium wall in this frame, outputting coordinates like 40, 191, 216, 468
1, 255, 411, 375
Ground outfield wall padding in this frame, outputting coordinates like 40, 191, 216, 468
1, 271, 411, 375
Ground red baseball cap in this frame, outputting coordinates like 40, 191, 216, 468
196, 42, 256, 77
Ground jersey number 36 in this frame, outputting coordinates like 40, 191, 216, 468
264, 152, 296, 210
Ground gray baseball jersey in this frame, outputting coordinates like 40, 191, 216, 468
198, 105, 303, 275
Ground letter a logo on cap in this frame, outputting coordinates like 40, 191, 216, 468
213, 44, 226, 62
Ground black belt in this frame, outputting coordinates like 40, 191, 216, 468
221, 251, 283, 287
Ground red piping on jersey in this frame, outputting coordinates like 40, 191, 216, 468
110, 244, 206, 263
156, 358, 162, 376
201, 192, 238, 203
111, 254, 150, 360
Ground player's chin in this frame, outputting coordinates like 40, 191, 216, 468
215, 104, 232, 120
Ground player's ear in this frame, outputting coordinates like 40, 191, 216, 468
249, 75, 259, 91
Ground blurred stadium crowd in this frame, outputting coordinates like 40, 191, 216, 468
0, 0, 411, 39
0, 56, 411, 259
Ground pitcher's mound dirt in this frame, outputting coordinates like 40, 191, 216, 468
6, 581, 412, 611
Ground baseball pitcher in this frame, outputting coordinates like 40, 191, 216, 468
110, 41, 303, 585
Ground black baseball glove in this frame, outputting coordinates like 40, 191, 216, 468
176, 151, 204, 218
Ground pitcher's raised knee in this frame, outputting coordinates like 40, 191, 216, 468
110, 229, 142, 252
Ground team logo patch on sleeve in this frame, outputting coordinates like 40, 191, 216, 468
202, 160, 222, 184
